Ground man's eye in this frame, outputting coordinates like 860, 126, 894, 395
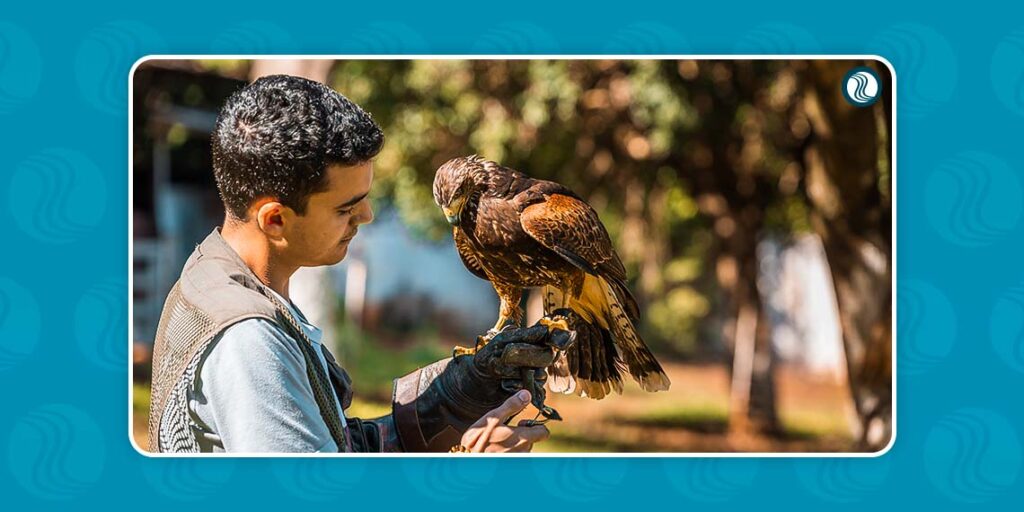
337, 207, 354, 215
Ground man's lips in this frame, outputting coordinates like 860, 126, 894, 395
340, 230, 357, 242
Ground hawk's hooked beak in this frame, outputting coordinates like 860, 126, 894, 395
443, 207, 460, 226
443, 197, 466, 226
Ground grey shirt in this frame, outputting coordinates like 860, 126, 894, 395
188, 292, 347, 453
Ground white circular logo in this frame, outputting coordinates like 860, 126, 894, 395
842, 66, 882, 107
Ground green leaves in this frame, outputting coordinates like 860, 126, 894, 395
323, 59, 816, 355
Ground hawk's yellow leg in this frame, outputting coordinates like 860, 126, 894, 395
452, 286, 523, 357
538, 316, 570, 333
451, 312, 515, 357
539, 286, 572, 332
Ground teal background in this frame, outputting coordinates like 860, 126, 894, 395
2, 0, 1023, 507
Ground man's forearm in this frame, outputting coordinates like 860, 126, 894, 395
390, 358, 469, 452
356, 322, 561, 453
347, 358, 458, 453
348, 415, 403, 452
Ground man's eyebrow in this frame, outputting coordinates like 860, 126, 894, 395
337, 192, 369, 209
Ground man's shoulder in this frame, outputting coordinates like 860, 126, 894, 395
204, 318, 306, 375
174, 239, 278, 325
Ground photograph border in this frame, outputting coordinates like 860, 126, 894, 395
127, 54, 898, 459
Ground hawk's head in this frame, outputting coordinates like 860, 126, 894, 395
433, 155, 489, 226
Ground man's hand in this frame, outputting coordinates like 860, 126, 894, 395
390, 316, 575, 452
468, 322, 576, 415
471, 324, 557, 390
459, 390, 550, 453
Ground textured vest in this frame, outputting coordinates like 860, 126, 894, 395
148, 229, 348, 452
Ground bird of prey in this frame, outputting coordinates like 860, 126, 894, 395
433, 155, 670, 399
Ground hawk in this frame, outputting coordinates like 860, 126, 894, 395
433, 155, 670, 399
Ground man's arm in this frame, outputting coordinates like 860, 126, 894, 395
334, 359, 451, 453
348, 363, 548, 453
192, 318, 339, 453
346, 323, 571, 453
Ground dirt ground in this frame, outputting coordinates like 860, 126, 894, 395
133, 361, 859, 453
532, 361, 858, 453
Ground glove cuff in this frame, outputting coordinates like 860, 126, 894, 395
392, 356, 512, 452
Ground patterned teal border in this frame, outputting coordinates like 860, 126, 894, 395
1, 4, 1022, 507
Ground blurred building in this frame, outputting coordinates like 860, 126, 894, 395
335, 210, 498, 339
759, 234, 846, 378
132, 61, 240, 346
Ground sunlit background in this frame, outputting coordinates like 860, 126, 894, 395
131, 58, 892, 453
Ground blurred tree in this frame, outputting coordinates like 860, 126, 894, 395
662, 60, 812, 435
327, 60, 806, 433
323, 59, 889, 441
800, 60, 892, 450
329, 60, 758, 351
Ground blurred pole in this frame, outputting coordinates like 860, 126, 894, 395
728, 303, 758, 435
344, 258, 367, 326
249, 60, 334, 82
249, 59, 340, 351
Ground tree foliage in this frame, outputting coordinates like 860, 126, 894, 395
326, 59, 825, 357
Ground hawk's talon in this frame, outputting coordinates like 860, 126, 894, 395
538, 316, 571, 333
452, 345, 477, 358
477, 332, 494, 346
520, 410, 548, 427
454, 329, 501, 358
539, 405, 563, 422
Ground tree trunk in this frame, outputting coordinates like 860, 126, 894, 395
802, 61, 893, 450
707, 208, 778, 436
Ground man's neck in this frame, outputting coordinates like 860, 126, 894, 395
220, 220, 296, 300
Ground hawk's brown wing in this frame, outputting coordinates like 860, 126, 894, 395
520, 194, 638, 318
521, 194, 625, 278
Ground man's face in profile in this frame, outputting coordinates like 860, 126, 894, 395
282, 161, 374, 267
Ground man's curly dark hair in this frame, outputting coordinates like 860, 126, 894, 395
211, 74, 384, 220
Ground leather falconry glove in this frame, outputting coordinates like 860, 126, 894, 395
391, 318, 576, 452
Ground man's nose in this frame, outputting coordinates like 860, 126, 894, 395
354, 200, 374, 225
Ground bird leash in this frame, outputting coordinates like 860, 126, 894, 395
516, 365, 562, 427
502, 321, 577, 427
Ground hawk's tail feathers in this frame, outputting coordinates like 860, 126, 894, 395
542, 279, 669, 397
606, 275, 641, 320
565, 318, 624, 399
548, 352, 576, 394
600, 277, 671, 392
543, 285, 624, 400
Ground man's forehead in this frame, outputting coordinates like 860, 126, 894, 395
321, 162, 373, 198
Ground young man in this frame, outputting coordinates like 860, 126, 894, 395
147, 75, 560, 453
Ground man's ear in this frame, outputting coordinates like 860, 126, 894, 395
253, 200, 289, 238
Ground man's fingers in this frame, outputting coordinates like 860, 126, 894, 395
461, 426, 483, 451
486, 438, 533, 453
465, 421, 550, 453
487, 389, 532, 423
508, 438, 535, 452
513, 423, 550, 443
468, 391, 532, 452
481, 424, 549, 453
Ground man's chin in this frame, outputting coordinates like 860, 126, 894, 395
334, 241, 354, 262
325, 247, 348, 265
304, 247, 348, 267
